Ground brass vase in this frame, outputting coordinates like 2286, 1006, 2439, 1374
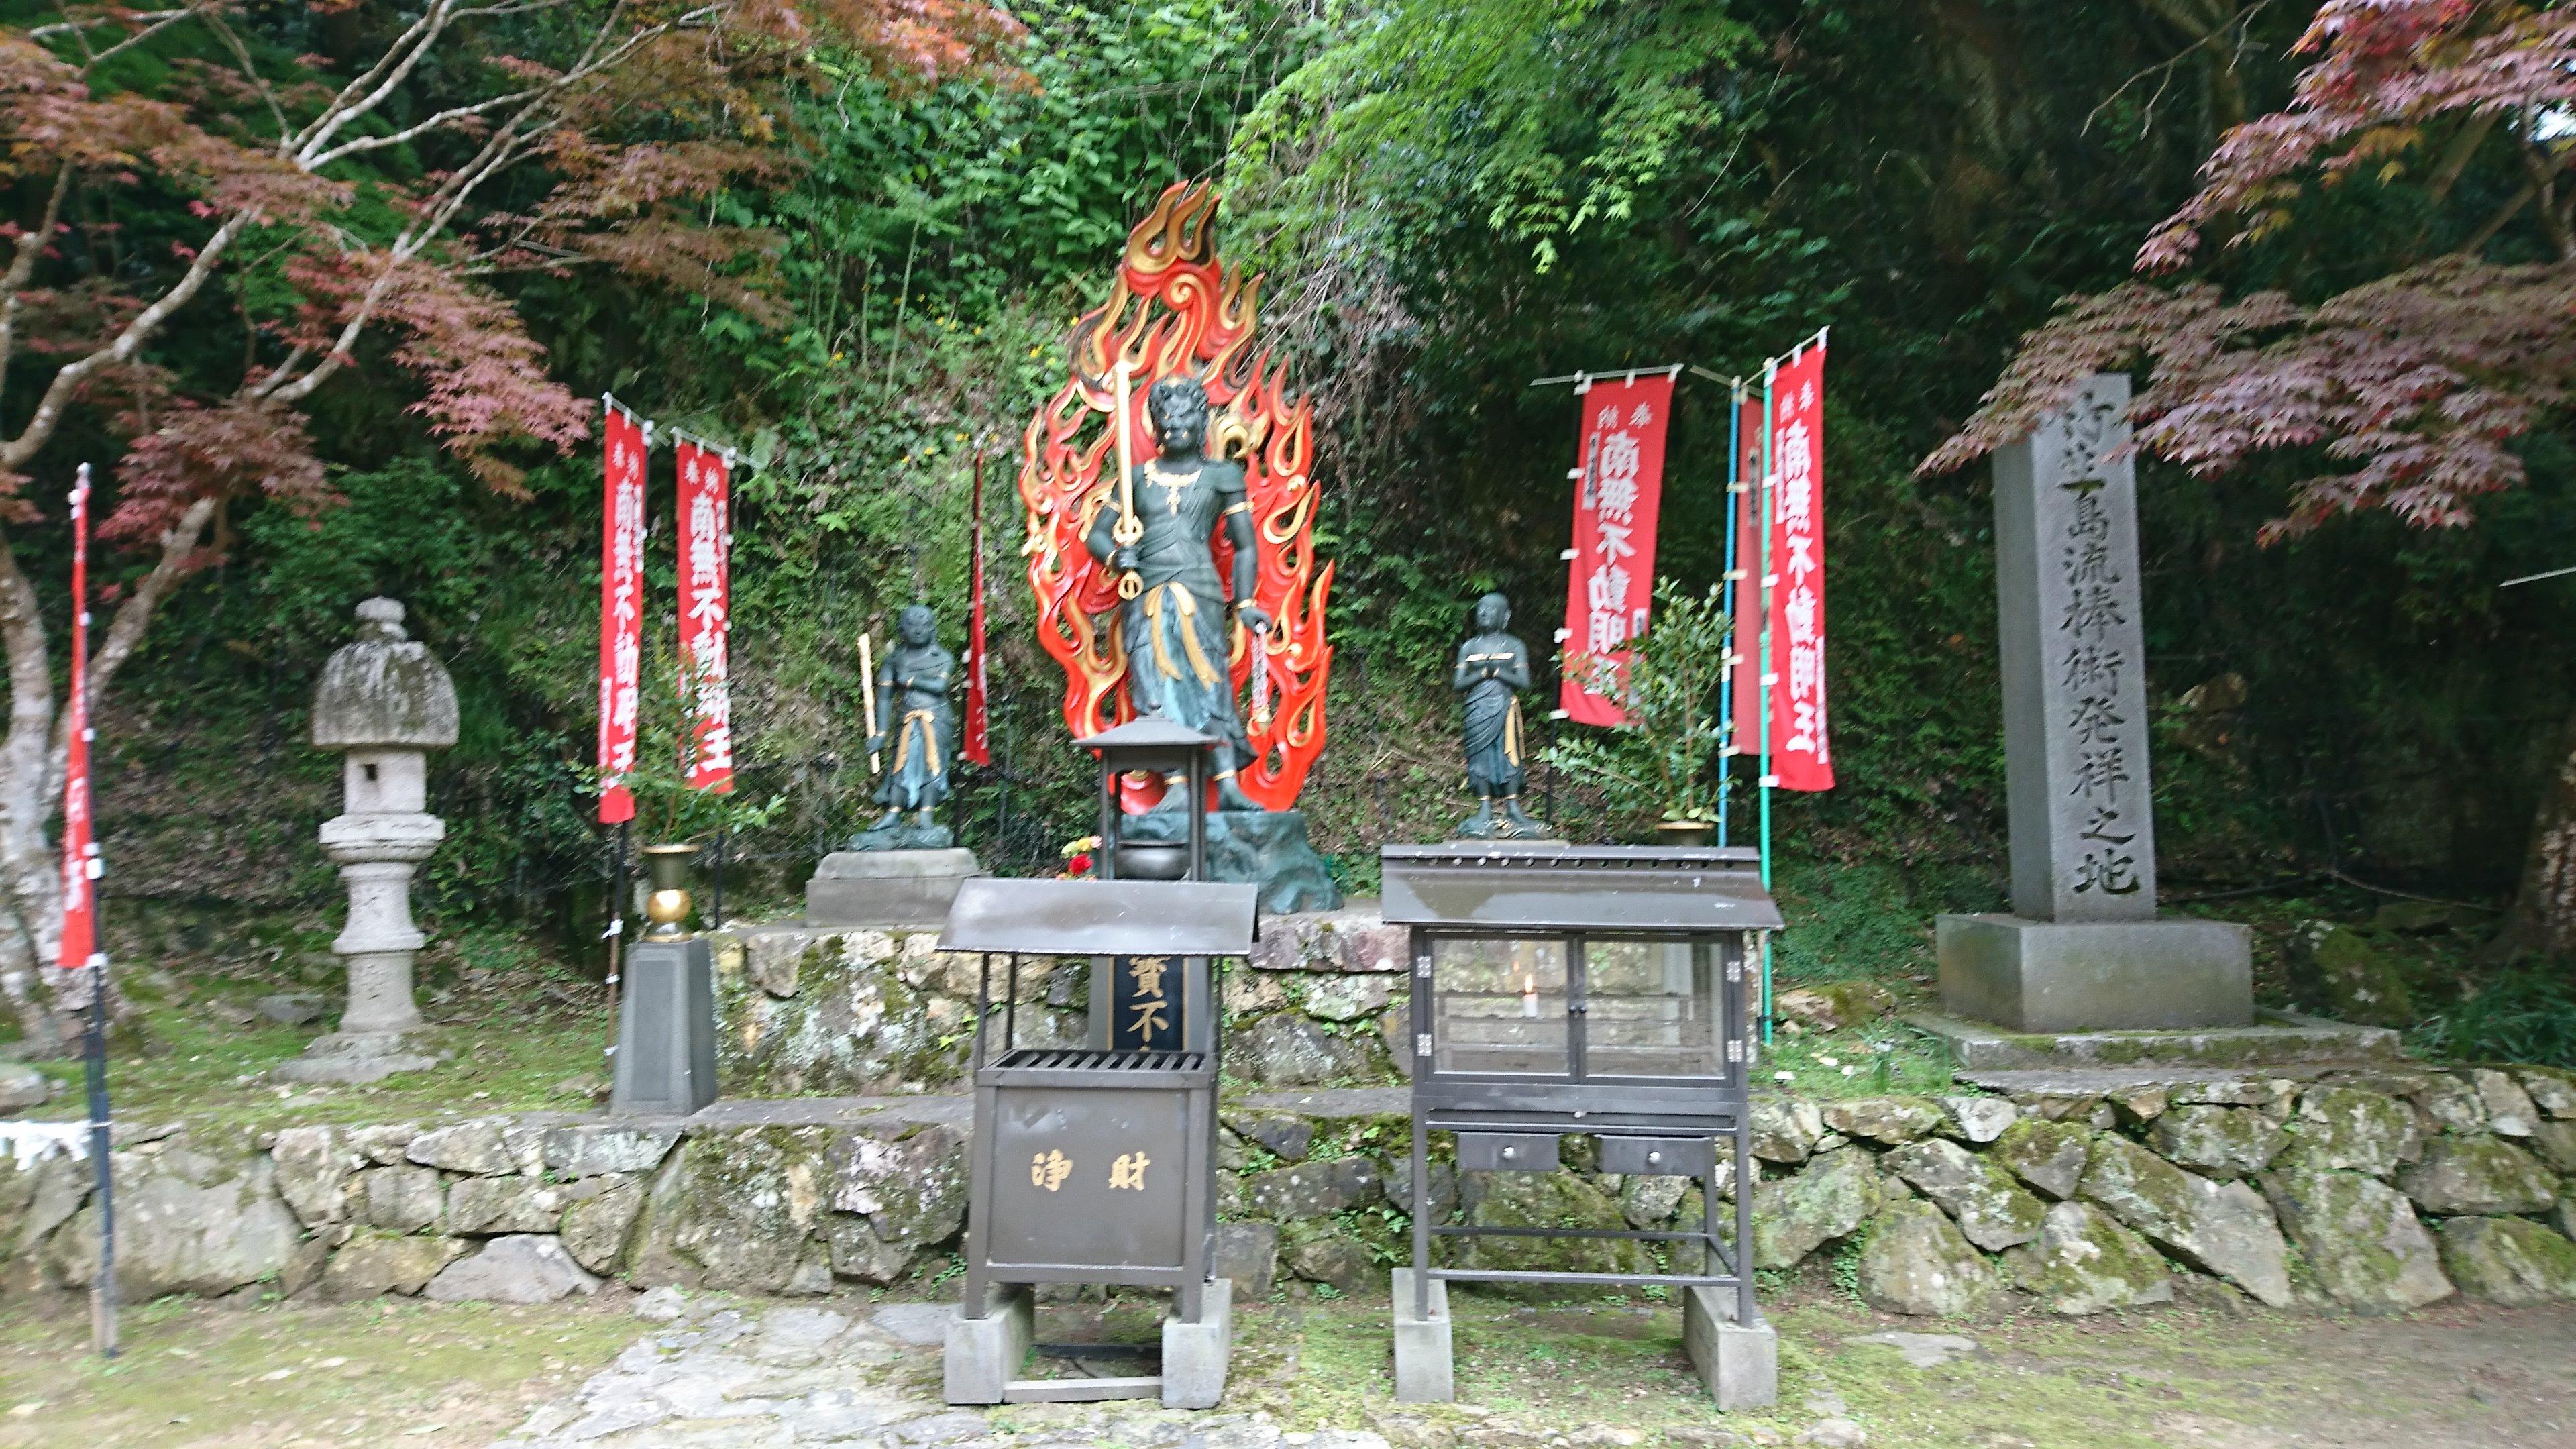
1655, 820, 1717, 847
641, 843, 698, 938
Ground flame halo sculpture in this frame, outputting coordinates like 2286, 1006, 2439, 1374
1019, 182, 1334, 812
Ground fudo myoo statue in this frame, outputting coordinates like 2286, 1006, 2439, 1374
853, 604, 957, 851
1086, 374, 1269, 813
1454, 592, 1544, 839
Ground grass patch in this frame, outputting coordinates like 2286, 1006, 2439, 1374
0, 1287, 637, 1448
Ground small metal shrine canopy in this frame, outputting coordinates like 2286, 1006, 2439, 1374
1085, 716, 1215, 883
936, 720, 1258, 1411
1380, 841, 1784, 1409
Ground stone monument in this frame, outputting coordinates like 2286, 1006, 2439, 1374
1451, 592, 1548, 839
1936, 374, 2252, 1032
806, 604, 983, 927
274, 598, 456, 1084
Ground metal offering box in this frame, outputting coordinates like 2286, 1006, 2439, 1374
1381, 842, 1782, 1403
938, 873, 1258, 1405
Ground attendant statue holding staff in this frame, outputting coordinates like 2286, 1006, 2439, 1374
852, 604, 958, 849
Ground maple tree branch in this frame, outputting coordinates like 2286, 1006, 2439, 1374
290, 0, 468, 163
304, 86, 549, 169
0, 210, 250, 473
0, 162, 74, 414
43, 494, 214, 800
2424, 113, 2500, 206
61, 4, 202, 70
200, 9, 292, 142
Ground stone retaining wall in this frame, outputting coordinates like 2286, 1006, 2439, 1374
714, 910, 1413, 1097
5, 1065, 2573, 1317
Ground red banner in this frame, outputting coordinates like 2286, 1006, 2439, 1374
58, 466, 97, 974
963, 455, 992, 767
677, 439, 733, 792
1558, 371, 1676, 724
1729, 394, 1764, 757
597, 406, 647, 822
1766, 342, 1834, 790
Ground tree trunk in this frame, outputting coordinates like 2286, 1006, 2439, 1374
2495, 704, 2576, 962
0, 495, 217, 1040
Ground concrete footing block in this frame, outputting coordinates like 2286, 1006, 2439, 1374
1160, 1276, 1234, 1409
1391, 1268, 1454, 1404
943, 1282, 1032, 1405
1684, 1285, 1776, 1411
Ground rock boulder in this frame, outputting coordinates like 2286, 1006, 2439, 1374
2277, 1087, 2420, 1177
424, 1234, 599, 1303
2003, 1201, 2174, 1316
2397, 1136, 2558, 1216
1992, 1119, 2092, 1201
1751, 1147, 1880, 1269
2079, 1134, 2292, 1307
2259, 1170, 2451, 1313
2149, 1106, 2286, 1179
2436, 1216, 2576, 1306
1857, 1200, 1998, 1318
1884, 1139, 2044, 1251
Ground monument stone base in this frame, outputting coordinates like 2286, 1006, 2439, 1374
270, 1030, 440, 1085
805, 849, 983, 928
1936, 912, 2252, 1033
612, 937, 718, 1117
1123, 808, 1340, 914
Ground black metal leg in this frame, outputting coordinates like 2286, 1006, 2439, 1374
1412, 1113, 1431, 1322
1735, 1120, 1757, 1324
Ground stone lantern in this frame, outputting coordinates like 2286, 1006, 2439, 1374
272, 598, 458, 1085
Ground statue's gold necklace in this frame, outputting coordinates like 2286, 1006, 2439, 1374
1144, 462, 1201, 515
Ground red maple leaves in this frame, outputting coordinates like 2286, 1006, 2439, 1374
1925, 0, 2576, 539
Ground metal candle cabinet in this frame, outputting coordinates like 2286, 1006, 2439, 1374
936, 875, 1259, 1410
1379, 843, 1785, 1410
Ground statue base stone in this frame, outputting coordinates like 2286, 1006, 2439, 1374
806, 849, 984, 928
270, 1030, 440, 1085
1935, 913, 2252, 1032
1124, 808, 1340, 914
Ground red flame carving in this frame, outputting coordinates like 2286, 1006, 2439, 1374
1018, 182, 1333, 811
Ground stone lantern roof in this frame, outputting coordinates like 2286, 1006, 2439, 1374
312, 598, 459, 751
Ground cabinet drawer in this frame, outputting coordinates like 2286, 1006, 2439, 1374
1455, 1132, 1560, 1172
1597, 1136, 1713, 1177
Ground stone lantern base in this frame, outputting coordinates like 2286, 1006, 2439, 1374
270, 1028, 442, 1085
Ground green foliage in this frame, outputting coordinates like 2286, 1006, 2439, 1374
1546, 579, 1733, 826
2412, 969, 2576, 1069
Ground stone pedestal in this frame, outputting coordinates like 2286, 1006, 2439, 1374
1937, 913, 2252, 1033
1684, 1285, 1777, 1411
1123, 808, 1340, 914
804, 849, 983, 928
1391, 1268, 1454, 1403
945, 1281, 1034, 1405
1159, 1275, 1233, 1409
612, 937, 718, 1117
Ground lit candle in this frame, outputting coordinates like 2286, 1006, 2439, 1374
1521, 973, 1539, 1018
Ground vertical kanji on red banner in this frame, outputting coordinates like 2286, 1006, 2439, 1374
677, 439, 733, 792
58, 467, 98, 975
963, 454, 992, 767
1558, 372, 1677, 724
597, 406, 647, 822
1729, 393, 1766, 756
1766, 343, 1834, 790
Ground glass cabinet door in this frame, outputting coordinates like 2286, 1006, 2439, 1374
1430, 936, 1570, 1076
1580, 937, 1722, 1079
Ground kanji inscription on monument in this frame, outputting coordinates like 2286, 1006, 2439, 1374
1994, 372, 2156, 922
